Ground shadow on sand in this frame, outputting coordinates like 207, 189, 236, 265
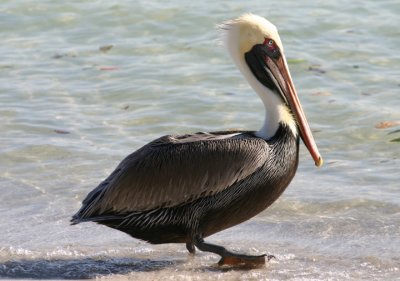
0, 257, 179, 279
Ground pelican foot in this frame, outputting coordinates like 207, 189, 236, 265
193, 236, 274, 268
218, 253, 275, 268
218, 254, 265, 267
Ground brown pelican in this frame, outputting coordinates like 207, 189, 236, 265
71, 14, 322, 267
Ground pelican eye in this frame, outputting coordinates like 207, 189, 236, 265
263, 38, 275, 47
263, 38, 277, 52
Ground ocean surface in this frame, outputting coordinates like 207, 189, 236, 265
1, 1, 399, 280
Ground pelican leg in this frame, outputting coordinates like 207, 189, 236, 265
194, 236, 273, 267
186, 241, 196, 254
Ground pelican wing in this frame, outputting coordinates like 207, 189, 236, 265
75, 132, 269, 219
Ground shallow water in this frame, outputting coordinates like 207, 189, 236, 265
1, 0, 399, 280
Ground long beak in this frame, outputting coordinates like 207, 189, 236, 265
265, 55, 323, 167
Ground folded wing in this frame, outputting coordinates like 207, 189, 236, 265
73, 132, 269, 221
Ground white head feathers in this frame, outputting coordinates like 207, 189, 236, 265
220, 13, 284, 59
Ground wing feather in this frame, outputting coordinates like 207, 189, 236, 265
75, 132, 269, 219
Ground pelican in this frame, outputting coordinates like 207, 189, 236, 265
71, 14, 322, 267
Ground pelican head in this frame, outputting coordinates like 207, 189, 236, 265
221, 14, 323, 167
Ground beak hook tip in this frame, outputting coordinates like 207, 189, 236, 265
315, 157, 323, 168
